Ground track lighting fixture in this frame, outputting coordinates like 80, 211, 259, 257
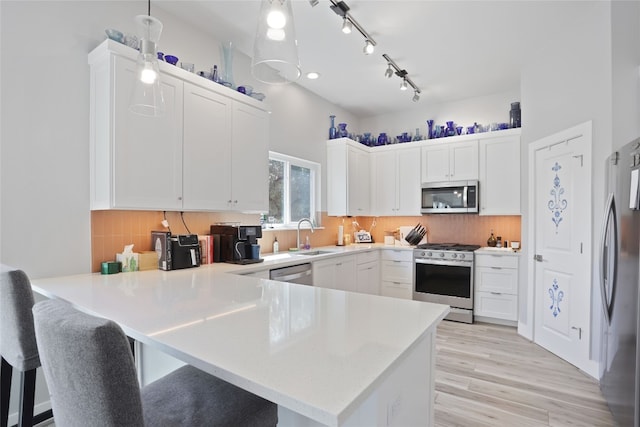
363, 40, 374, 55
308, 0, 319, 7
330, 1, 377, 56
342, 17, 352, 34
382, 54, 421, 101
385, 63, 393, 78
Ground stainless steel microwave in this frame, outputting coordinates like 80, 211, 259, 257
421, 180, 479, 214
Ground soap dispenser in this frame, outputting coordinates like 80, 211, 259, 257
273, 236, 279, 253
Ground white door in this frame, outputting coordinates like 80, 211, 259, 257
532, 122, 592, 371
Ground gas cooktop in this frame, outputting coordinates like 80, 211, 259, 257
415, 243, 481, 251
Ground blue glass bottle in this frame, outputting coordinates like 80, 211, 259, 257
329, 115, 337, 139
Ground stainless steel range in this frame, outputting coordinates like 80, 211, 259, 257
413, 243, 480, 324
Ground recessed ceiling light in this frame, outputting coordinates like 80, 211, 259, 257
306, 72, 320, 80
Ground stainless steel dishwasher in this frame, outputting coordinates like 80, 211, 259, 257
269, 263, 313, 285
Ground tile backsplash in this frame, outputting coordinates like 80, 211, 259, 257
91, 211, 521, 272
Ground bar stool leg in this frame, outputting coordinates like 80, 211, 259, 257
17, 369, 35, 427
1, 358, 12, 427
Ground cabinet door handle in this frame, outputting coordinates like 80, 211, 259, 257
491, 267, 502, 270
490, 292, 502, 295
336, 263, 342, 266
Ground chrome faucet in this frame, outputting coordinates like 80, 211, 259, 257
297, 218, 315, 250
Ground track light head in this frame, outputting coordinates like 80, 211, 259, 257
400, 79, 408, 91
308, 0, 319, 6
412, 90, 420, 102
342, 17, 352, 34
363, 40, 374, 55
385, 64, 393, 78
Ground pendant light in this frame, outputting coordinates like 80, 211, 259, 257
252, 0, 301, 84
129, 0, 165, 116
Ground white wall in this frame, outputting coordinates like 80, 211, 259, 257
518, 2, 612, 364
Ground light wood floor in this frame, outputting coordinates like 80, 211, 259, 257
435, 321, 615, 427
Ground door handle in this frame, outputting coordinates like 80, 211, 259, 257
534, 254, 543, 262
599, 192, 618, 325
571, 326, 582, 340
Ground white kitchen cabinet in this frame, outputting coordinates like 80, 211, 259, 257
91, 53, 184, 210
356, 251, 380, 295
474, 251, 519, 324
182, 82, 232, 211
380, 249, 413, 300
327, 139, 371, 216
230, 101, 270, 212
421, 140, 478, 183
372, 146, 421, 216
479, 132, 521, 215
312, 255, 357, 291
89, 40, 269, 212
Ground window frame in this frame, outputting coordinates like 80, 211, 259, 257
268, 151, 321, 228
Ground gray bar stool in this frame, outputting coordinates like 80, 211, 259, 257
32, 299, 278, 427
0, 268, 53, 427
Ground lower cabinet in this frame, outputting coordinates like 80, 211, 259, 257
474, 252, 519, 323
380, 249, 413, 300
356, 251, 380, 295
312, 255, 357, 291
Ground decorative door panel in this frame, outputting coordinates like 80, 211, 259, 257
532, 122, 592, 373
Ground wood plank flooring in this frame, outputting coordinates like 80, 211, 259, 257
435, 321, 615, 427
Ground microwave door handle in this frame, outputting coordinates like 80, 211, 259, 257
463, 186, 468, 208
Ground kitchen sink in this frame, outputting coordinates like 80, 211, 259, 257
296, 250, 335, 256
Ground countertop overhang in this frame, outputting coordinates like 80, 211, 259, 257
31, 244, 448, 426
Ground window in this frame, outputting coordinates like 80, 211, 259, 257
268, 152, 320, 227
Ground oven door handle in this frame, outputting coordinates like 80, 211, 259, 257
414, 258, 473, 267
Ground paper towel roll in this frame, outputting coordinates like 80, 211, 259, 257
337, 225, 344, 246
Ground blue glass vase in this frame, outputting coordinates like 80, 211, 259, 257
338, 123, 348, 138
426, 120, 434, 139
329, 115, 337, 139
377, 133, 388, 145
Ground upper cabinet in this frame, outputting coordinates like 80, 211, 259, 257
479, 132, 521, 215
89, 40, 269, 212
327, 139, 370, 216
371, 145, 421, 216
421, 140, 478, 183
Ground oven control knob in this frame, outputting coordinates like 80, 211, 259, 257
439, 252, 445, 258
451, 253, 458, 259
459, 253, 465, 259
426, 252, 432, 257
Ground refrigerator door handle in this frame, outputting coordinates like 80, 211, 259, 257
599, 192, 618, 325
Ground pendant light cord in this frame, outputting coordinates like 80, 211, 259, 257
148, 0, 151, 16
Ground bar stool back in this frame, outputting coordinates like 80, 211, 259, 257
0, 268, 53, 427
32, 299, 278, 427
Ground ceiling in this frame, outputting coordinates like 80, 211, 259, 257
157, 1, 532, 118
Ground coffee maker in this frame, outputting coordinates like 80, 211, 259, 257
210, 225, 263, 264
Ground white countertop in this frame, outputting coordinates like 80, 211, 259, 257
32, 258, 448, 426
475, 247, 522, 256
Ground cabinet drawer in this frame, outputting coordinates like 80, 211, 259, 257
475, 253, 518, 269
381, 249, 413, 262
475, 267, 518, 294
381, 260, 412, 281
474, 291, 518, 321
357, 250, 379, 265
380, 280, 412, 300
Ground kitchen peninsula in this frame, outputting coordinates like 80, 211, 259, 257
32, 264, 449, 427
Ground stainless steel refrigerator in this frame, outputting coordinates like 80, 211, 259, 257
601, 139, 640, 427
